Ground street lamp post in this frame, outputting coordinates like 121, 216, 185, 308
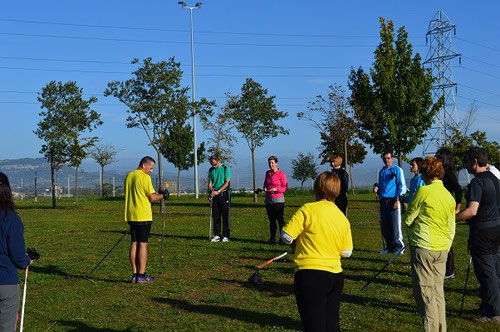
178, 1, 202, 199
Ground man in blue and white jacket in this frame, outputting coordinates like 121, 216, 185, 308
375, 152, 406, 254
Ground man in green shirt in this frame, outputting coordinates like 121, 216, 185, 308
208, 155, 231, 242
124, 156, 165, 283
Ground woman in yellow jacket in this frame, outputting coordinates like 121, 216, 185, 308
404, 157, 456, 332
281, 172, 353, 332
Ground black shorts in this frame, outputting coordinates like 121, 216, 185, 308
128, 221, 152, 243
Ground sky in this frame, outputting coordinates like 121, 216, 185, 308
1, 1, 499, 179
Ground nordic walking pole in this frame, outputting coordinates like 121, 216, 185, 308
19, 267, 29, 332
460, 255, 473, 316
160, 206, 166, 274
87, 230, 128, 276
361, 245, 408, 291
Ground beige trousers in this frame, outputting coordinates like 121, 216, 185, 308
410, 246, 448, 332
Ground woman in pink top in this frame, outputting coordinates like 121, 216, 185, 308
263, 156, 288, 244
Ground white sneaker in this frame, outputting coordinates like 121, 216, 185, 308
222, 237, 230, 243
211, 235, 221, 242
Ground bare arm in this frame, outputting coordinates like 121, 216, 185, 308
147, 193, 164, 202
456, 201, 479, 221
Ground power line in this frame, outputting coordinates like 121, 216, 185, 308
0, 55, 350, 69
0, 17, 426, 39
0, 32, 392, 48
459, 65, 500, 80
456, 107, 500, 122
457, 94, 500, 109
456, 37, 500, 53
0, 66, 347, 77
459, 83, 500, 98
462, 55, 500, 70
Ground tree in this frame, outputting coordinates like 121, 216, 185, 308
68, 137, 99, 202
104, 57, 214, 205
298, 84, 367, 192
202, 110, 237, 165
161, 119, 206, 195
90, 144, 117, 197
34, 81, 101, 209
348, 18, 442, 166
224, 78, 289, 202
292, 153, 318, 190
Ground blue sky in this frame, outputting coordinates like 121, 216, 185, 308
1, 1, 499, 173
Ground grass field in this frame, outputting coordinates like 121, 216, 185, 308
15, 193, 496, 331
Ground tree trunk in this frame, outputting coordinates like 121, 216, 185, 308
75, 166, 79, 203
349, 163, 355, 195
300, 180, 305, 190
50, 156, 56, 209
157, 151, 165, 214
251, 148, 257, 203
177, 168, 181, 196
100, 165, 104, 197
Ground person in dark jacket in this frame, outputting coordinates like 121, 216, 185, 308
435, 148, 462, 279
0, 173, 31, 331
330, 155, 349, 216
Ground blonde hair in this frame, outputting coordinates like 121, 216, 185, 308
314, 172, 340, 201
331, 155, 343, 165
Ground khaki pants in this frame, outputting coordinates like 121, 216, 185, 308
411, 247, 448, 332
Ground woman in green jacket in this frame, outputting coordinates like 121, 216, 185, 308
404, 157, 456, 332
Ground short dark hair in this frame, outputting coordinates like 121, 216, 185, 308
268, 156, 278, 163
410, 157, 424, 171
435, 148, 456, 173
209, 155, 220, 162
138, 156, 156, 168
463, 147, 488, 169
314, 172, 340, 202
381, 151, 393, 159
0, 173, 15, 212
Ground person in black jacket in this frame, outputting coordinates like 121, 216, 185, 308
0, 173, 32, 331
330, 155, 349, 216
436, 148, 462, 279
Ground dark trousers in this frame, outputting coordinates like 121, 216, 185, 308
265, 203, 285, 240
212, 191, 231, 238
469, 225, 500, 317
445, 246, 455, 276
335, 195, 347, 216
379, 198, 404, 252
294, 269, 344, 332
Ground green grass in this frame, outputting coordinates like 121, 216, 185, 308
15, 194, 495, 331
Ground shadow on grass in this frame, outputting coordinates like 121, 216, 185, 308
55, 320, 133, 331
342, 293, 416, 314
154, 297, 302, 330
212, 278, 294, 298
30, 265, 129, 284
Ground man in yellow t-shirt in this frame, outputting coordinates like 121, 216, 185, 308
124, 156, 165, 284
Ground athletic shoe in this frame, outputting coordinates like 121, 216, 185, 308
265, 238, 276, 245
278, 239, 286, 245
444, 273, 455, 280
222, 237, 230, 243
379, 249, 390, 254
131, 273, 138, 284
136, 274, 155, 284
211, 235, 221, 242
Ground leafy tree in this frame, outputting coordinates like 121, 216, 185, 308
90, 144, 117, 197
292, 153, 318, 190
34, 81, 100, 208
161, 119, 206, 195
224, 78, 289, 202
202, 110, 237, 165
298, 84, 366, 192
105, 57, 214, 205
348, 18, 442, 166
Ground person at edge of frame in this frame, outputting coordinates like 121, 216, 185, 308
124, 156, 166, 284
405, 157, 426, 206
281, 171, 353, 332
373, 151, 406, 254
456, 147, 500, 323
208, 155, 231, 243
263, 155, 288, 245
435, 148, 462, 280
0, 172, 33, 332
404, 157, 456, 332
330, 155, 349, 216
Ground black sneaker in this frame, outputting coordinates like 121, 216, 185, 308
265, 238, 276, 245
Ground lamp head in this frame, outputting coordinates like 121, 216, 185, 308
195, 2, 202, 8
178, 2, 187, 6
